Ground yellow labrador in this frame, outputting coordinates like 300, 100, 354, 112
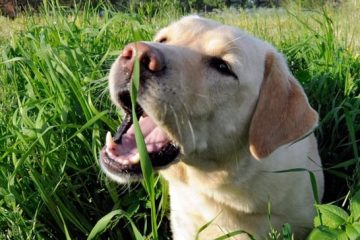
100, 16, 324, 239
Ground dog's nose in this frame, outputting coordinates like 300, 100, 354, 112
120, 42, 165, 73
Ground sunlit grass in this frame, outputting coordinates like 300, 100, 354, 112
0, 2, 155, 239
209, 0, 360, 53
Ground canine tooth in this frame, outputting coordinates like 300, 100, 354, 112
106, 131, 116, 149
120, 159, 129, 165
129, 153, 140, 164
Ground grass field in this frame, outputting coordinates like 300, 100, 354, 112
0, 1, 359, 239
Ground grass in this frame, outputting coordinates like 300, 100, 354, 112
0, 0, 359, 239
130, 54, 158, 240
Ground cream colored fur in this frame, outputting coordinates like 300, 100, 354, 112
108, 16, 324, 239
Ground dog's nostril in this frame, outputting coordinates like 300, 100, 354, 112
121, 47, 133, 60
140, 54, 151, 70
139, 53, 163, 72
139, 49, 165, 73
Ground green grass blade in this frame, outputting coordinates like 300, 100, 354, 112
213, 230, 255, 240
57, 207, 72, 240
195, 215, 218, 240
88, 209, 144, 240
269, 168, 323, 226
269, 168, 321, 204
130, 55, 158, 239
87, 210, 122, 240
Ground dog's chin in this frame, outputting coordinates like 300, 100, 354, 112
99, 89, 181, 182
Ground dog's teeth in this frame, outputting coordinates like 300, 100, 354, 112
129, 153, 140, 164
106, 131, 116, 149
121, 159, 130, 165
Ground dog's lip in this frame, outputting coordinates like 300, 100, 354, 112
117, 89, 143, 120
100, 141, 180, 176
101, 148, 141, 173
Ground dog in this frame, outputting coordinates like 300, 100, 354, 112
100, 16, 324, 240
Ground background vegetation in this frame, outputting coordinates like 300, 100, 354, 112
0, 0, 343, 18
0, 0, 359, 239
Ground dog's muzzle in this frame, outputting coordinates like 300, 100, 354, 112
100, 42, 180, 179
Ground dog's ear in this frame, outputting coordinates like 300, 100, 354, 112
249, 52, 318, 160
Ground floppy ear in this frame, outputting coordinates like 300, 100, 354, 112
249, 52, 318, 160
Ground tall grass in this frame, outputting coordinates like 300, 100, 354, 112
0, 2, 164, 239
0, 1, 359, 239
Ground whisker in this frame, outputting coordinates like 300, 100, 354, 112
162, 103, 168, 122
187, 118, 196, 149
169, 105, 183, 142
178, 101, 197, 150
175, 87, 209, 99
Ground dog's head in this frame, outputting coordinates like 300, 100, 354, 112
99, 16, 318, 183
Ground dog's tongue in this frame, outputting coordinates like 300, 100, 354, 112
106, 116, 170, 165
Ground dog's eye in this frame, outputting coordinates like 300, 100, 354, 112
209, 58, 237, 78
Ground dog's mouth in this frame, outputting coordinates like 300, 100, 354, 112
100, 89, 180, 177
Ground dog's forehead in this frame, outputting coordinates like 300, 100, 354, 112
155, 16, 245, 56
155, 16, 219, 38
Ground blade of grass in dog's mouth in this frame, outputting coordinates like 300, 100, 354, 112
130, 58, 154, 186
130, 54, 158, 239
